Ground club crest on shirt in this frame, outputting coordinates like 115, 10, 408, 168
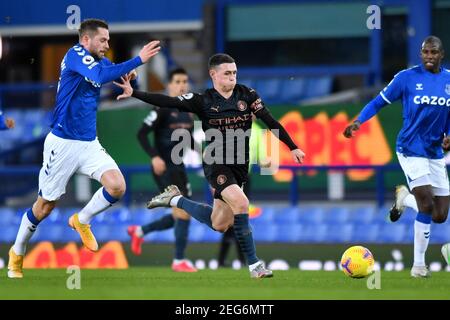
445, 84, 450, 95
217, 174, 227, 185
237, 100, 248, 111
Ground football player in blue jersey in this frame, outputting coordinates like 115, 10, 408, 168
7, 19, 160, 278
344, 36, 450, 278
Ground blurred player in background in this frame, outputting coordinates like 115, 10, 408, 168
0, 109, 15, 130
127, 68, 198, 272
7, 18, 160, 278
115, 53, 305, 278
344, 36, 450, 277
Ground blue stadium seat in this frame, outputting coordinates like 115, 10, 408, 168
239, 78, 255, 89
107, 225, 129, 242
273, 206, 300, 224
251, 206, 275, 225
253, 224, 278, 242
201, 228, 221, 242
325, 207, 350, 224
101, 207, 130, 224
254, 78, 281, 104
152, 229, 175, 243
395, 208, 416, 224
275, 224, 303, 242
378, 224, 407, 243
303, 76, 332, 99
349, 206, 376, 224
188, 225, 206, 242
0, 226, 19, 242
279, 78, 306, 103
32, 224, 65, 242
325, 223, 353, 243
0, 208, 15, 225
94, 225, 114, 242
298, 206, 325, 224
352, 224, 380, 243
431, 224, 450, 243
298, 224, 328, 243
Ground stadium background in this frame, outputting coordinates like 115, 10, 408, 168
0, 0, 449, 273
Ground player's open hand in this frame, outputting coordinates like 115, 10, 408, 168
291, 148, 305, 164
442, 136, 450, 151
343, 120, 361, 138
113, 75, 133, 100
5, 118, 15, 129
139, 40, 161, 63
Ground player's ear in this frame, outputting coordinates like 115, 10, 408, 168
209, 68, 215, 80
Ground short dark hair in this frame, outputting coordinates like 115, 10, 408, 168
208, 53, 235, 69
79, 19, 109, 38
168, 67, 188, 82
422, 35, 444, 51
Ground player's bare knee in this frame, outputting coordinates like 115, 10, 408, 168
233, 199, 249, 213
432, 213, 447, 224
106, 181, 126, 198
212, 223, 228, 233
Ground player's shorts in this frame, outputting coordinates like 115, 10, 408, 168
397, 152, 450, 196
152, 165, 191, 198
38, 132, 120, 201
203, 163, 248, 200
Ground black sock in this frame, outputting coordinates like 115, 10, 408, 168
142, 214, 175, 235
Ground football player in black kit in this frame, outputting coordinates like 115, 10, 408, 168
127, 68, 198, 272
115, 54, 305, 278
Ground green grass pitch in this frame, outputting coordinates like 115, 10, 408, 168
0, 268, 449, 300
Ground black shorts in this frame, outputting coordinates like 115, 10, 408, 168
152, 165, 191, 197
203, 163, 249, 200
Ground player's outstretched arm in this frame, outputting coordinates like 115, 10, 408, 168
68, 40, 160, 85
256, 109, 305, 164
114, 76, 201, 113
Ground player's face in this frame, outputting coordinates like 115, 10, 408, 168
168, 74, 189, 97
86, 27, 110, 59
421, 42, 444, 72
210, 63, 237, 93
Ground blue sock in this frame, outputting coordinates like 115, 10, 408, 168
27, 208, 41, 225
233, 213, 258, 265
416, 212, 432, 224
177, 197, 214, 230
174, 219, 190, 260
142, 214, 175, 235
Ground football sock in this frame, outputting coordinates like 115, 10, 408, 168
79, 187, 119, 224
404, 194, 419, 212
13, 208, 40, 255
414, 212, 431, 267
142, 214, 175, 234
233, 213, 259, 265
170, 195, 182, 206
174, 218, 190, 260
176, 197, 214, 230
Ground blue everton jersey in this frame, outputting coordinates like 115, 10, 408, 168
380, 64, 450, 159
51, 44, 142, 141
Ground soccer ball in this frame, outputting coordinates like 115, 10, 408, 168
340, 246, 375, 278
